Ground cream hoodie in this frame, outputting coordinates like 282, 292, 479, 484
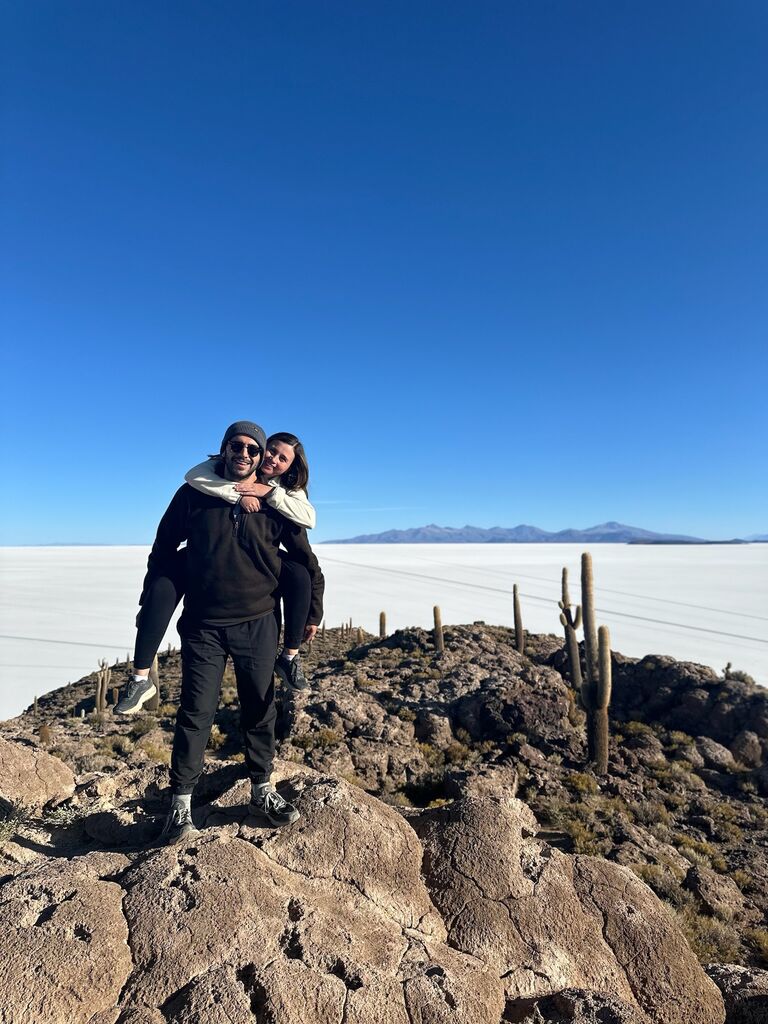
184, 458, 316, 529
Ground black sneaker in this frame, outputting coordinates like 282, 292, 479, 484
114, 677, 157, 715
248, 785, 300, 826
274, 655, 309, 692
158, 805, 198, 846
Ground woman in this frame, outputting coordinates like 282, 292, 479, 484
117, 432, 319, 713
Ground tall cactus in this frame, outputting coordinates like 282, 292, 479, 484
513, 584, 525, 653
379, 611, 387, 638
577, 553, 613, 774
433, 605, 444, 653
581, 553, 599, 690
593, 626, 612, 775
558, 567, 582, 689
96, 659, 111, 714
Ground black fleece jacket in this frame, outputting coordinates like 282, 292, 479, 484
143, 484, 324, 628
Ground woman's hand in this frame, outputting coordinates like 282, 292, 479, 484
304, 624, 318, 643
234, 481, 272, 498
239, 495, 262, 513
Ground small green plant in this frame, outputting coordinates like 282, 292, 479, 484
417, 742, 446, 769
0, 802, 29, 849
97, 734, 134, 756
396, 707, 416, 722
676, 898, 741, 962
674, 836, 727, 872
137, 736, 171, 765
722, 662, 756, 685
207, 724, 225, 751
623, 720, 654, 736
569, 772, 599, 796
129, 717, 156, 739
444, 740, 472, 766
745, 928, 768, 966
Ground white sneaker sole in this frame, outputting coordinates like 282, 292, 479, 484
114, 683, 158, 716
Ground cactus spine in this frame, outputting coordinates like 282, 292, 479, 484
513, 584, 525, 653
558, 567, 582, 689
433, 606, 444, 653
379, 611, 387, 638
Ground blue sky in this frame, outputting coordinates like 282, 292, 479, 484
1, 1, 766, 544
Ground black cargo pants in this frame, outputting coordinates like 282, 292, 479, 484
171, 614, 278, 795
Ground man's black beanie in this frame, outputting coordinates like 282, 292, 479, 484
220, 420, 267, 452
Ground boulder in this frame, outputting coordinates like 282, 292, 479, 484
0, 736, 75, 809
683, 865, 747, 922
696, 737, 737, 773
415, 795, 725, 1024
0, 852, 131, 1024
704, 964, 768, 1024
511, 987, 652, 1023
729, 731, 763, 769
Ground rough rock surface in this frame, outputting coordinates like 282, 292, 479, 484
513, 988, 652, 1023
414, 795, 725, 1024
0, 852, 131, 1024
0, 752, 729, 1024
705, 964, 768, 1024
2, 623, 767, 1018
0, 735, 76, 809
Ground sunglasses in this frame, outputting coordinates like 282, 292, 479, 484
227, 441, 261, 457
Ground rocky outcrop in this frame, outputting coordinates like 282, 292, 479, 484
610, 655, 768, 764
0, 754, 729, 1024
0, 851, 131, 1024
414, 795, 725, 1024
0, 735, 75, 810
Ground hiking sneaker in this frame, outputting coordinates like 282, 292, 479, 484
248, 784, 300, 826
114, 677, 157, 715
158, 805, 198, 846
273, 654, 309, 692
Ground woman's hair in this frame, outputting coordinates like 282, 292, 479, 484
266, 432, 310, 493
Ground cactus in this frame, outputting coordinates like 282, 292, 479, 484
581, 553, 599, 690
356, 626, 363, 644
96, 659, 111, 714
321, 622, 326, 638
433, 605, 444, 653
577, 553, 613, 774
112, 686, 119, 705
592, 626, 612, 774
33, 695, 39, 717
513, 584, 525, 654
379, 611, 387, 638
147, 656, 160, 712
558, 567, 583, 689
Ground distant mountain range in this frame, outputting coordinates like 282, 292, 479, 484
323, 521, 758, 544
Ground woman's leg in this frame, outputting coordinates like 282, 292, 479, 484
134, 549, 187, 674
276, 558, 311, 654
117, 551, 187, 715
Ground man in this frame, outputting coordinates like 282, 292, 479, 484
139, 420, 324, 844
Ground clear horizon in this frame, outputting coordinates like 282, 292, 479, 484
1, 3, 766, 544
